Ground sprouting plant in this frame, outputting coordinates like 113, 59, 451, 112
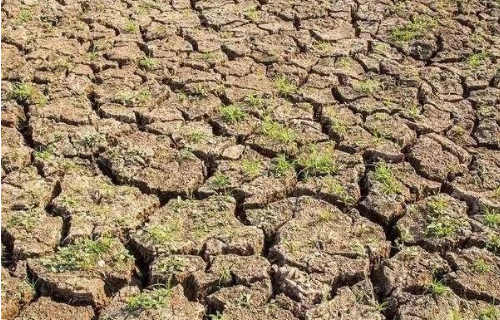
319, 210, 334, 222
5, 213, 36, 230
185, 131, 206, 143
271, 154, 294, 177
126, 286, 172, 311
7, 82, 47, 106
427, 196, 449, 216
147, 220, 181, 244
427, 279, 449, 296
372, 301, 389, 312
261, 118, 295, 144
494, 186, 500, 199
241, 159, 262, 178
208, 311, 226, 320
425, 217, 457, 238
355, 79, 381, 94
244, 94, 263, 108
390, 17, 436, 42
274, 75, 297, 97
478, 305, 499, 320
124, 20, 139, 33
324, 177, 354, 205
212, 172, 230, 188
237, 293, 252, 307
315, 40, 332, 51
139, 56, 156, 70
297, 145, 338, 177
483, 207, 500, 229
470, 258, 491, 273
34, 145, 55, 160
40, 238, 131, 273
220, 105, 246, 123
406, 104, 421, 119
487, 234, 500, 254
16, 9, 32, 24
373, 161, 401, 194
244, 7, 259, 21
467, 51, 488, 71
219, 268, 232, 285
176, 148, 196, 161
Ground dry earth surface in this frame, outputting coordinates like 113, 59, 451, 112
1, 0, 500, 319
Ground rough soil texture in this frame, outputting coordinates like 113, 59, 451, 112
1, 0, 500, 319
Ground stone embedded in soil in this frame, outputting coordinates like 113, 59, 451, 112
1, 126, 31, 175
294, 142, 364, 207
375, 246, 450, 296
27, 237, 134, 306
270, 197, 390, 304
99, 130, 205, 197
99, 284, 204, 320
1, 208, 62, 260
305, 280, 384, 320
130, 196, 264, 261
14, 297, 94, 320
51, 173, 159, 242
451, 148, 500, 213
360, 161, 440, 225
408, 133, 471, 182
446, 247, 500, 302
395, 194, 472, 252
1, 268, 34, 320
199, 146, 296, 207
2, 166, 56, 211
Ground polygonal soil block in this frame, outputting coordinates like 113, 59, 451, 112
52, 173, 159, 241
2, 208, 62, 259
130, 196, 264, 261
28, 237, 134, 306
14, 297, 94, 320
99, 285, 204, 320
395, 194, 472, 252
99, 131, 205, 197
199, 146, 296, 207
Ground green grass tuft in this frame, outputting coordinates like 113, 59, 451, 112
127, 286, 172, 311
297, 145, 338, 177
390, 17, 436, 42
261, 119, 295, 144
220, 105, 246, 123
271, 154, 294, 177
373, 161, 401, 194
274, 75, 298, 97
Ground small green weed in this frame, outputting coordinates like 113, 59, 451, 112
7, 82, 47, 106
127, 286, 172, 311
124, 21, 139, 33
139, 57, 156, 70
271, 154, 294, 177
483, 207, 500, 229
212, 172, 230, 188
373, 161, 401, 194
427, 279, 449, 296
220, 105, 246, 123
478, 305, 499, 320
467, 51, 488, 71
274, 75, 297, 97
390, 17, 436, 42
241, 159, 262, 178
470, 258, 491, 273
355, 79, 381, 94
261, 119, 295, 144
297, 145, 338, 177
244, 7, 259, 21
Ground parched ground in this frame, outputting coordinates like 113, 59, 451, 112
1, 0, 500, 319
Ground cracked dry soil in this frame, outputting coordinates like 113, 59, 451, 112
1, 0, 500, 319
